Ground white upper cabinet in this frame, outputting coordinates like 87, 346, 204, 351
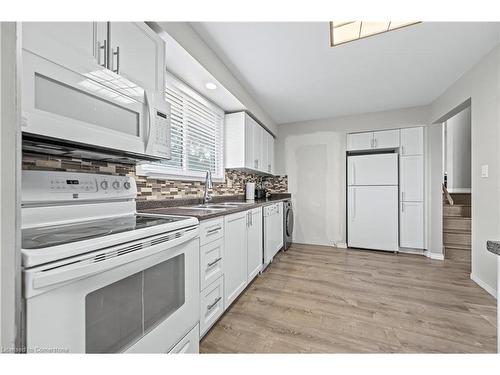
109, 22, 165, 92
347, 129, 400, 151
22, 22, 165, 94
347, 132, 374, 151
225, 111, 275, 175
22, 22, 100, 70
400, 127, 424, 156
373, 129, 400, 149
267, 132, 275, 174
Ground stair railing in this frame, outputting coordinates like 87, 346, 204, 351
442, 184, 454, 206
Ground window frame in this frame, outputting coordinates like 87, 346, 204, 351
136, 73, 225, 182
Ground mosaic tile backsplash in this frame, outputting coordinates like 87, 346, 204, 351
22, 152, 288, 201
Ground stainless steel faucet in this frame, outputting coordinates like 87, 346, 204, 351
203, 170, 213, 204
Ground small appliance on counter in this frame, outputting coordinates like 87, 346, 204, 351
254, 183, 267, 199
246, 182, 255, 200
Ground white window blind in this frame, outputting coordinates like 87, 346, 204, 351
137, 74, 225, 181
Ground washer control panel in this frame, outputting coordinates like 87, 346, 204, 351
22, 171, 137, 204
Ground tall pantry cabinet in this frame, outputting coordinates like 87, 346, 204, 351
399, 127, 425, 249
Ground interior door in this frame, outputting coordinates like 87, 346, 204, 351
348, 154, 398, 186
247, 208, 263, 282
348, 185, 399, 251
224, 212, 248, 308
400, 155, 424, 201
109, 22, 164, 92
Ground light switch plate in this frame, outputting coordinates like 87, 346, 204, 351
481, 165, 489, 178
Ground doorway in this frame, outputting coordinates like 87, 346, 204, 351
442, 106, 472, 270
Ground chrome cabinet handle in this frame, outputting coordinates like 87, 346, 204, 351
112, 46, 120, 74
206, 226, 222, 235
207, 257, 222, 267
254, 159, 258, 169
97, 40, 107, 68
374, 138, 378, 148
207, 296, 222, 311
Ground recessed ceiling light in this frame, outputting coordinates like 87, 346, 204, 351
329, 21, 421, 47
205, 82, 217, 90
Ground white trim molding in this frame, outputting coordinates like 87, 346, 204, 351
470, 273, 497, 299
425, 251, 445, 260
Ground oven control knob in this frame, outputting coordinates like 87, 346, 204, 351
112, 181, 120, 190
100, 180, 109, 190
123, 181, 131, 190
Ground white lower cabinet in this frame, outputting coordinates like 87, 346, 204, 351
400, 201, 424, 249
169, 324, 200, 353
199, 276, 224, 337
200, 238, 224, 290
247, 207, 263, 282
224, 211, 248, 308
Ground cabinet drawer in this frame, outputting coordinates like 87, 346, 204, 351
199, 217, 224, 246
200, 238, 224, 290
200, 276, 224, 338
169, 324, 199, 354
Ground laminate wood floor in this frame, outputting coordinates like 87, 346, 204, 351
200, 243, 497, 353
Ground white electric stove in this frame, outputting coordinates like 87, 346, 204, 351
21, 170, 200, 353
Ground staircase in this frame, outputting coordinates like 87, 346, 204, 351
443, 192, 471, 263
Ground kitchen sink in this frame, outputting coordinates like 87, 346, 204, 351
174, 202, 254, 211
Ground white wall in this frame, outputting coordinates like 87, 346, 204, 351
445, 107, 471, 192
155, 22, 278, 136
276, 105, 430, 246
431, 45, 499, 296
0, 22, 20, 351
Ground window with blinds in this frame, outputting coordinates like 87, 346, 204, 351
137, 74, 225, 181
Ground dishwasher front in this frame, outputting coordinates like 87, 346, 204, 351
263, 202, 284, 268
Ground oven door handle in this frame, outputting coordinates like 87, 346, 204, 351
30, 227, 198, 291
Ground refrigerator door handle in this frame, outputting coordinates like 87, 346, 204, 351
352, 188, 356, 220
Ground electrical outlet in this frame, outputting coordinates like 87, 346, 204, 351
481, 165, 489, 178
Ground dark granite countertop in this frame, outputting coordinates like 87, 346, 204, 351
486, 240, 500, 256
137, 194, 291, 221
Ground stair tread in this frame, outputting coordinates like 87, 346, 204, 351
443, 229, 471, 234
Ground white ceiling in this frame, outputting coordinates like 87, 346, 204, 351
190, 22, 500, 124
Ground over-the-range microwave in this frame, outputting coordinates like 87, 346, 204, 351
21, 49, 171, 162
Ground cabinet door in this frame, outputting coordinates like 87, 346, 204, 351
400, 127, 424, 156
267, 134, 275, 174
224, 212, 248, 308
22, 22, 100, 70
252, 121, 263, 171
400, 155, 424, 202
347, 132, 374, 151
247, 208, 263, 282
260, 130, 268, 174
374, 129, 400, 149
200, 238, 224, 291
244, 114, 255, 169
400, 201, 424, 249
109, 22, 165, 92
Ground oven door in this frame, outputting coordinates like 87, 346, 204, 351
24, 228, 200, 353
21, 49, 151, 158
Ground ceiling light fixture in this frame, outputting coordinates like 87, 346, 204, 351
205, 82, 217, 90
329, 21, 421, 47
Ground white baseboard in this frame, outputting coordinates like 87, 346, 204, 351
335, 242, 347, 249
470, 273, 497, 299
425, 251, 444, 260
399, 248, 426, 256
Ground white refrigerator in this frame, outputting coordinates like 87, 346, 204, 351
347, 153, 399, 251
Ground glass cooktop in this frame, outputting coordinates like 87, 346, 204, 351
22, 215, 189, 250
